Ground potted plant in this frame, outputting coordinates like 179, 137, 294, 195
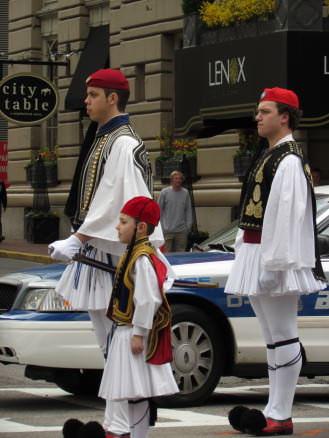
155, 133, 198, 184
24, 209, 59, 244
25, 146, 59, 188
233, 129, 259, 182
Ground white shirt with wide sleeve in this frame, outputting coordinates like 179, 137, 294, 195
78, 135, 163, 254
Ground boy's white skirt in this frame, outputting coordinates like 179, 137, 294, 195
225, 242, 326, 297
98, 326, 179, 401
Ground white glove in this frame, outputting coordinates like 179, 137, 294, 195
259, 270, 281, 292
48, 235, 83, 262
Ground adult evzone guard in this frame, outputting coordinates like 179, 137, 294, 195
98, 196, 179, 438
225, 87, 327, 436
48, 68, 164, 436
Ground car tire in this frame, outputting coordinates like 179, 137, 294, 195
157, 303, 225, 407
54, 369, 102, 396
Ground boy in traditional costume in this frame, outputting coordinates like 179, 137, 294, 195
98, 196, 178, 438
225, 88, 327, 436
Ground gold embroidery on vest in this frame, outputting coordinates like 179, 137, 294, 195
254, 201, 263, 218
253, 184, 261, 203
81, 133, 109, 212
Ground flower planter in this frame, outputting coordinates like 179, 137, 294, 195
200, 18, 275, 45
24, 215, 59, 244
156, 156, 198, 184
26, 165, 58, 188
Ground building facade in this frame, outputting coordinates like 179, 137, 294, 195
2, 0, 329, 239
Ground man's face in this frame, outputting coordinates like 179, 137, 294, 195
84, 87, 111, 125
116, 214, 136, 244
255, 101, 288, 139
171, 174, 184, 190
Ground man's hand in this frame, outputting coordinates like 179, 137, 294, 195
48, 235, 83, 262
259, 270, 281, 291
131, 335, 144, 355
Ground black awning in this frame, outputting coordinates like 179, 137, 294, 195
65, 25, 109, 110
175, 31, 329, 137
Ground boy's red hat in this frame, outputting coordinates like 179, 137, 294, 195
86, 68, 129, 90
121, 196, 160, 226
259, 87, 299, 108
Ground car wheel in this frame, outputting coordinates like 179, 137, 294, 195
54, 369, 102, 396
158, 303, 225, 407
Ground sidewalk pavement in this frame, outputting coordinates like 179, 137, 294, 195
0, 239, 52, 264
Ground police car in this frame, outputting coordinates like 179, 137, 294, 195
0, 186, 329, 407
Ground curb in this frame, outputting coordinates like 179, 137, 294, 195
0, 250, 54, 264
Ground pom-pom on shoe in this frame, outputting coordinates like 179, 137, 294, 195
62, 418, 84, 438
259, 418, 293, 436
228, 405, 250, 432
78, 421, 105, 438
240, 409, 267, 435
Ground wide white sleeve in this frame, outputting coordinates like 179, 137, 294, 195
78, 136, 164, 254
132, 256, 163, 336
260, 154, 315, 271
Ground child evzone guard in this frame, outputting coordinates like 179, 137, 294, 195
98, 196, 179, 438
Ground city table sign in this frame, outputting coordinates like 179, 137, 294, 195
0, 72, 59, 125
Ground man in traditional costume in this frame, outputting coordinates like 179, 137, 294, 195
48, 69, 164, 436
225, 87, 327, 436
98, 196, 178, 438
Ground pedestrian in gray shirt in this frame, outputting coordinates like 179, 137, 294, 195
158, 170, 193, 252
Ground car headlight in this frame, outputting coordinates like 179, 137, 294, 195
19, 288, 74, 311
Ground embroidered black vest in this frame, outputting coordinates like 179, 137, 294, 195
107, 237, 172, 361
74, 121, 152, 226
239, 141, 325, 282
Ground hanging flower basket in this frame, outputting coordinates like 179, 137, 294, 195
156, 156, 198, 184
26, 165, 58, 188
156, 135, 199, 184
25, 146, 59, 188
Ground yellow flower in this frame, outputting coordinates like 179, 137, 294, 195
200, 0, 275, 28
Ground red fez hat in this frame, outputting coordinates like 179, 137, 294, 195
86, 68, 129, 90
259, 87, 299, 109
121, 196, 160, 226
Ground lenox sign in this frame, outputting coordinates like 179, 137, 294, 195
208, 56, 246, 86
0, 73, 59, 125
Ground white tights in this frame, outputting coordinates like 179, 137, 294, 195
249, 295, 302, 420
103, 399, 150, 438
88, 309, 113, 356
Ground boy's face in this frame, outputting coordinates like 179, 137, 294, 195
84, 86, 113, 125
116, 214, 136, 244
255, 100, 288, 139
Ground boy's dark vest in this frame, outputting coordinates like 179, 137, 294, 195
107, 237, 173, 364
239, 141, 325, 282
